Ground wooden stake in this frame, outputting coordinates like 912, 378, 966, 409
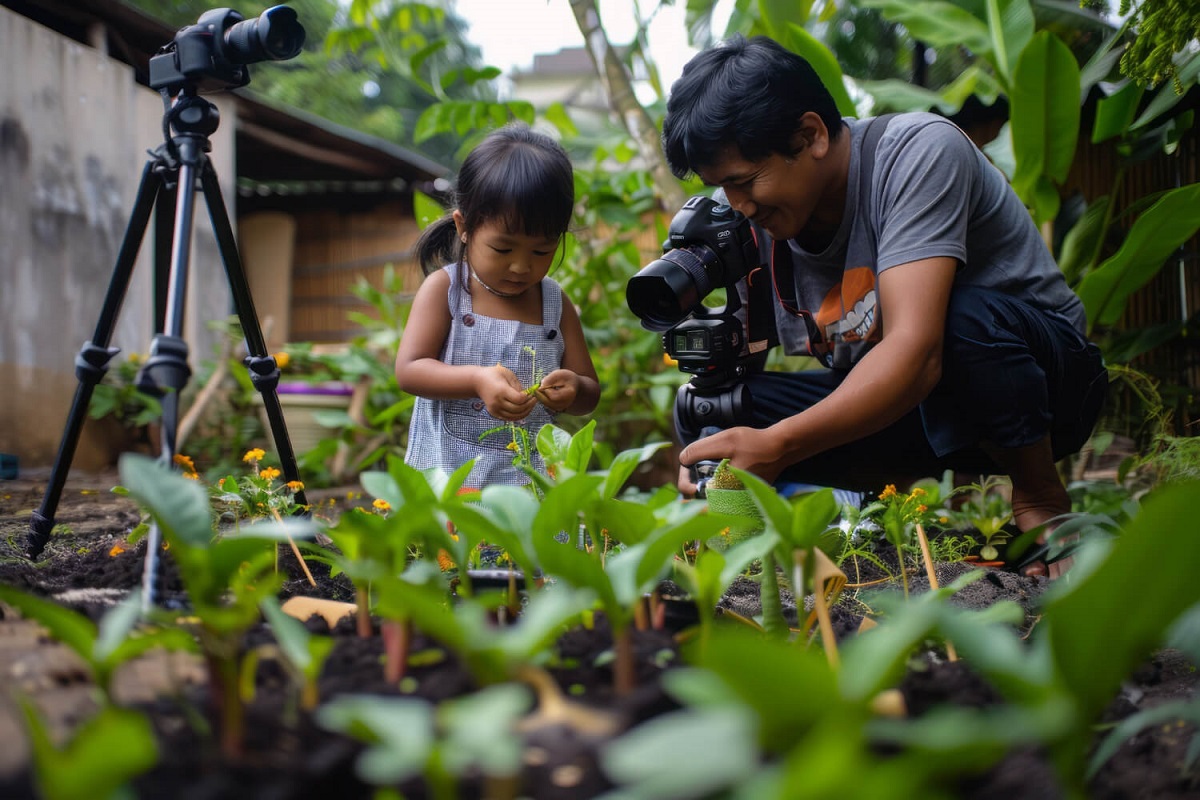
915, 523, 958, 662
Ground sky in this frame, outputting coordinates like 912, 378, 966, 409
451, 0, 726, 87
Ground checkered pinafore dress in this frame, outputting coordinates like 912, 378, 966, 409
404, 264, 565, 487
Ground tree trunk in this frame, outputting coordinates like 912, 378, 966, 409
568, 0, 687, 213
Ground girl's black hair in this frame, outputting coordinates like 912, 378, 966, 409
415, 122, 575, 276
662, 34, 844, 179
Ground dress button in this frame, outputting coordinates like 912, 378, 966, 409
462, 314, 475, 326
471, 400, 484, 411
546, 329, 557, 339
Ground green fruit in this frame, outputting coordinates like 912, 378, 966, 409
705, 487, 765, 550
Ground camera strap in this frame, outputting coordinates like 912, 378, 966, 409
743, 258, 778, 353
769, 113, 898, 364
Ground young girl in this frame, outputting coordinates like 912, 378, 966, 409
396, 123, 601, 487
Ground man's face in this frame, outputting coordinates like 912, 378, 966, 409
694, 114, 833, 242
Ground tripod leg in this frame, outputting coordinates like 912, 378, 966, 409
197, 160, 310, 512
26, 162, 165, 560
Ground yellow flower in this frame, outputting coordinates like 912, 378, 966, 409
909, 487, 927, 498
183, 472, 200, 481
243, 448, 266, 464
373, 499, 391, 512
917, 504, 928, 513
108, 543, 126, 557
274, 351, 290, 369
286, 481, 305, 492
879, 484, 898, 500
260, 467, 281, 481
506, 441, 519, 451
173, 453, 196, 473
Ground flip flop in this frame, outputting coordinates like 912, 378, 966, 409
1014, 538, 1082, 577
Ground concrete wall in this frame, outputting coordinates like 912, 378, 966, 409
0, 6, 236, 470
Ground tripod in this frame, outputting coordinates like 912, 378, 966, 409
26, 87, 309, 597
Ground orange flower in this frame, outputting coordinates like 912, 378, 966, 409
879, 484, 898, 500
273, 351, 290, 369
286, 480, 305, 492
173, 453, 196, 474
260, 467, 281, 481
436, 549, 455, 571
243, 448, 266, 464
372, 498, 391, 512
108, 543, 126, 557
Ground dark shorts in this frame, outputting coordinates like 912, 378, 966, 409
683, 287, 1109, 493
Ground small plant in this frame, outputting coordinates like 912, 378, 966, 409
19, 701, 159, 800
119, 453, 318, 759
949, 475, 1014, 561
859, 483, 942, 597
88, 351, 163, 430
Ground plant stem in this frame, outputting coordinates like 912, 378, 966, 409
355, 586, 372, 639
613, 624, 636, 696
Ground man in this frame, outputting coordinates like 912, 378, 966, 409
660, 35, 1108, 578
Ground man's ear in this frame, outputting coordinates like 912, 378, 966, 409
792, 112, 830, 159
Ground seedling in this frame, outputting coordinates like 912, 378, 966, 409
119, 453, 317, 759
19, 700, 158, 800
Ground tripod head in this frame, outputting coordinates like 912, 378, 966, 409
149, 6, 305, 95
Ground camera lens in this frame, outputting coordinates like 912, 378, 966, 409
224, 6, 305, 64
626, 245, 720, 330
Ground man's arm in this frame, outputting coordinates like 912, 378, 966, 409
678, 256, 957, 487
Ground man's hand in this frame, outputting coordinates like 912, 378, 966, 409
478, 364, 537, 421
677, 426, 789, 496
534, 368, 580, 412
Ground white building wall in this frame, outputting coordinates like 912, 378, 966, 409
0, 6, 236, 468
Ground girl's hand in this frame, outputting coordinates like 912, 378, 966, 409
478, 364, 537, 421
534, 368, 580, 412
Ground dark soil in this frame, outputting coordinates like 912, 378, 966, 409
0, 469, 1197, 799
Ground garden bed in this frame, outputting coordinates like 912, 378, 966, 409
0, 468, 1196, 799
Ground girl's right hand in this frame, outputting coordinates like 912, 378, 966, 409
478, 364, 537, 421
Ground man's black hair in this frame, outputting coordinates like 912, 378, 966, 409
662, 34, 844, 179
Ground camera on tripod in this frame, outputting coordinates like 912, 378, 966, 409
626, 196, 775, 491
149, 5, 306, 95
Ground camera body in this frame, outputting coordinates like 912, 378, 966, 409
149, 6, 305, 95
626, 195, 775, 459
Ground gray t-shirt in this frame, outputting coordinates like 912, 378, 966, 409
404, 264, 565, 487
768, 112, 1085, 366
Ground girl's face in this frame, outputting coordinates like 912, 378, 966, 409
455, 212, 562, 297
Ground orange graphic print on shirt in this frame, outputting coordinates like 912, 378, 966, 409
811, 267, 881, 364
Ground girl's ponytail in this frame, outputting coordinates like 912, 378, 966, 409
414, 215, 464, 276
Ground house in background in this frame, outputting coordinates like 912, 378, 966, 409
0, 0, 446, 470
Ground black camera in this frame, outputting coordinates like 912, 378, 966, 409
626, 196, 775, 469
627, 195, 758, 332
149, 6, 306, 94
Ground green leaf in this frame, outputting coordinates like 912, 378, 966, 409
1045, 481, 1200, 721
1092, 82, 1144, 144
1075, 183, 1200, 329
780, 24, 857, 117
857, 0, 991, 59
601, 441, 670, 500
1056, 195, 1110, 286
985, 0, 1035, 85
120, 453, 213, 548
317, 696, 435, 785
24, 703, 158, 800
1010, 31, 1080, 223
600, 705, 760, 797
684, 626, 844, 751
413, 190, 445, 231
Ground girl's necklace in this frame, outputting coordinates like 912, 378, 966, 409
470, 267, 521, 298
